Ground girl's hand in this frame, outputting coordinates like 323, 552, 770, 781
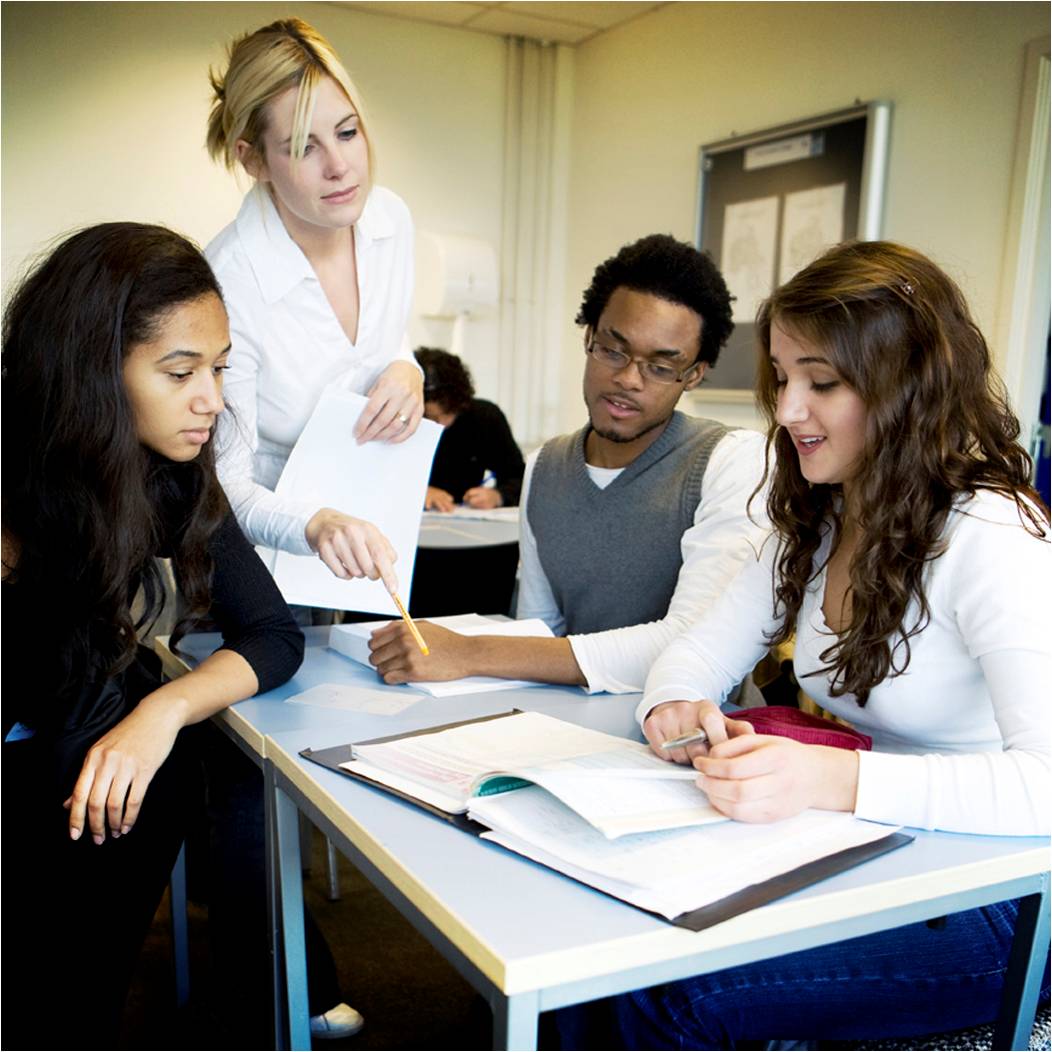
64, 693, 185, 843
355, 361, 424, 444
694, 736, 860, 823
463, 487, 502, 510
305, 509, 398, 593
425, 486, 456, 513
643, 699, 754, 765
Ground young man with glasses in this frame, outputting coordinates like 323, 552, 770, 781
369, 234, 769, 693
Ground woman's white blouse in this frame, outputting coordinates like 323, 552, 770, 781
638, 490, 1050, 836
207, 184, 415, 554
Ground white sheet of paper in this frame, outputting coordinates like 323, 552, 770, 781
779, 182, 846, 284
267, 388, 442, 615
285, 682, 423, 715
329, 614, 555, 696
721, 195, 779, 324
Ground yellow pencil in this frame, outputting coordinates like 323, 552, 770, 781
391, 592, 430, 656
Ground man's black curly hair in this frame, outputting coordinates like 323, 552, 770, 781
414, 346, 475, 415
575, 234, 734, 367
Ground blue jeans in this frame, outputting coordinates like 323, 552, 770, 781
555, 901, 1050, 1049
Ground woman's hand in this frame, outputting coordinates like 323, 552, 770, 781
425, 486, 456, 513
64, 693, 185, 843
305, 508, 398, 593
463, 487, 503, 510
693, 737, 860, 823
355, 361, 424, 444
369, 621, 474, 683
643, 699, 754, 765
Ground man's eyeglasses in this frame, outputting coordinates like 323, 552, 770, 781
585, 336, 701, 386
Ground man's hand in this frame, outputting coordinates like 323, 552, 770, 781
368, 621, 474, 683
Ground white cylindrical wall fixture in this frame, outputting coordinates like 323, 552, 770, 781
416, 231, 499, 317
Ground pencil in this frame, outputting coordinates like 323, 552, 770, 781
391, 592, 430, 656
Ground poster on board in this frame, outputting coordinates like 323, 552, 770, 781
695, 102, 891, 399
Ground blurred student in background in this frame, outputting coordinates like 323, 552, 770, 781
415, 347, 525, 512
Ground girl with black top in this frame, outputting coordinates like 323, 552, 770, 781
415, 346, 525, 510
1, 223, 304, 1048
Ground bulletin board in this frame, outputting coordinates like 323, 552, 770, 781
695, 102, 892, 399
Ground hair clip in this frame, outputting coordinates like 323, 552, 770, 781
901, 281, 915, 297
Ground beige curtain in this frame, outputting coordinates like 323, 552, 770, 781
497, 38, 573, 449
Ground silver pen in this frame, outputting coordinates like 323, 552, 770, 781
659, 728, 709, 750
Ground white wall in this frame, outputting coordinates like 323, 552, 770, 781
562, 1, 1050, 434
3, 2, 1047, 444
0, 1, 508, 391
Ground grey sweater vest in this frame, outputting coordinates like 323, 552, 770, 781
527, 412, 731, 635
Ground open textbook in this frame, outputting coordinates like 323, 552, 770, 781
302, 711, 911, 928
330, 614, 556, 696
341, 710, 720, 838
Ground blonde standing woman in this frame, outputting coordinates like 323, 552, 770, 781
202, 19, 419, 1040
206, 17, 421, 594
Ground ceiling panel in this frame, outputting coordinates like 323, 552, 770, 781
334, 1, 486, 26
501, 2, 662, 30
328, 1, 666, 44
467, 8, 594, 43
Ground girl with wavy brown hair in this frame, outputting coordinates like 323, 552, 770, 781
600, 240, 1049, 1047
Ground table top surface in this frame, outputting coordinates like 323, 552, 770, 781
417, 512, 520, 549
215, 629, 1050, 997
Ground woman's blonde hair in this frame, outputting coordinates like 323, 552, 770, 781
206, 18, 373, 174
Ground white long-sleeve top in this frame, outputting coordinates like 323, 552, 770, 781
638, 490, 1051, 836
517, 427, 770, 694
206, 184, 416, 554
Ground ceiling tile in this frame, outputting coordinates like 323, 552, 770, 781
336, 2, 485, 27
467, 8, 593, 43
500, 2, 661, 30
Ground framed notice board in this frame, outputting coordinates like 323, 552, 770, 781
696, 101, 892, 399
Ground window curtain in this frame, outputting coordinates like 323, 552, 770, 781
498, 38, 573, 450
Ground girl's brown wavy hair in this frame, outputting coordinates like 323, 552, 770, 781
755, 240, 1047, 705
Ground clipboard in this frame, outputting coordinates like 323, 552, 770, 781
300, 710, 915, 931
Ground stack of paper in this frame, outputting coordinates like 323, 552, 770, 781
329, 613, 556, 696
471, 789, 900, 920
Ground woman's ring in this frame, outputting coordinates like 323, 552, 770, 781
397, 413, 409, 428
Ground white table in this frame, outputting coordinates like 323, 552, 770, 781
418, 509, 520, 550
246, 640, 1051, 1051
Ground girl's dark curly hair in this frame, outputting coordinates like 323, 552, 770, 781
2, 223, 229, 699
414, 346, 475, 415
755, 239, 1047, 705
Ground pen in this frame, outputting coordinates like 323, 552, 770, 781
659, 728, 709, 750
480, 469, 497, 489
391, 592, 430, 656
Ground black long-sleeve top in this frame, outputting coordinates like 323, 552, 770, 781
4, 463, 304, 741
429, 399, 525, 506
